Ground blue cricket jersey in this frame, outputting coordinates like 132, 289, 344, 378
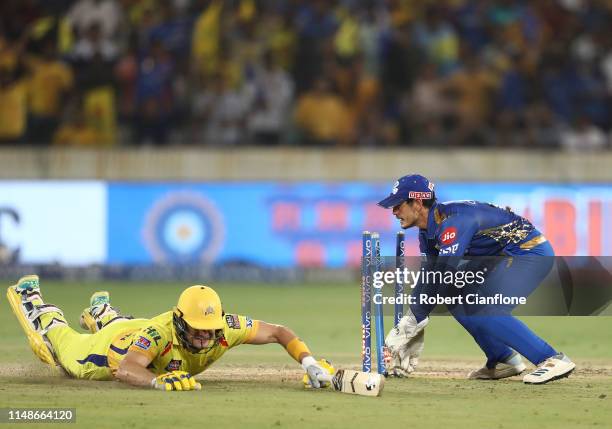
419, 200, 550, 259
409, 200, 554, 321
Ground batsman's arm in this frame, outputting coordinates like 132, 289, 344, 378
114, 350, 157, 387
245, 321, 312, 362
245, 321, 332, 388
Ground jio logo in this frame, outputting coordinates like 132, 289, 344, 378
440, 227, 457, 245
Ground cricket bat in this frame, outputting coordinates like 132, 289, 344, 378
331, 369, 384, 397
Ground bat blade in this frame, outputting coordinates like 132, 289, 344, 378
331, 369, 385, 397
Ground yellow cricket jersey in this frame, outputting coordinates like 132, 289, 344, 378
108, 311, 259, 375
48, 312, 259, 381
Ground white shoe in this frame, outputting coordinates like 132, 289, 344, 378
468, 361, 526, 380
468, 351, 526, 380
523, 353, 575, 384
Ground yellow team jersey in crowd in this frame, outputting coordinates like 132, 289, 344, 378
0, 80, 27, 139
27, 59, 73, 117
48, 311, 259, 381
191, 0, 223, 76
83, 86, 117, 145
53, 123, 100, 146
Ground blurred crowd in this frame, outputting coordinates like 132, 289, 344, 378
1, 0, 612, 149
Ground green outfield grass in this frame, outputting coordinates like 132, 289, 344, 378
1, 281, 611, 429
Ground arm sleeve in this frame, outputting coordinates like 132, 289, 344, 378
223, 314, 260, 348
126, 325, 166, 362
410, 217, 479, 321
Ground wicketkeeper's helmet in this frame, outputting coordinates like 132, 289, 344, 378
173, 285, 225, 352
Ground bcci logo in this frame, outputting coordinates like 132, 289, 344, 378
142, 191, 225, 263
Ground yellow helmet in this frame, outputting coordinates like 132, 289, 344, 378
173, 285, 225, 353
173, 285, 224, 330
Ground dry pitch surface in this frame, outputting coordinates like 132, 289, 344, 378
2, 358, 612, 380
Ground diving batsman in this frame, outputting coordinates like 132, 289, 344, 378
7, 275, 333, 391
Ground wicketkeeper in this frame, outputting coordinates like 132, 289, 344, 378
378, 174, 575, 384
7, 275, 333, 391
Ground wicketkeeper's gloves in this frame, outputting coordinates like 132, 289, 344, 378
151, 371, 202, 391
386, 330, 425, 377
384, 306, 428, 377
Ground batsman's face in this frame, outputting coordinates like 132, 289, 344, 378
393, 200, 420, 229
184, 326, 216, 350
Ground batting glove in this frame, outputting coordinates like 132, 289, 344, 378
301, 356, 334, 388
151, 371, 202, 391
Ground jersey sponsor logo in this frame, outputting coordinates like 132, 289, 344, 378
145, 327, 162, 344
246, 317, 253, 328
439, 244, 459, 255
225, 314, 241, 329
408, 191, 432, 199
134, 336, 151, 350
440, 227, 457, 245
165, 359, 182, 371
219, 337, 228, 347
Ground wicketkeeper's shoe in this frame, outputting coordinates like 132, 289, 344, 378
468, 353, 526, 380
523, 353, 575, 385
6, 275, 64, 366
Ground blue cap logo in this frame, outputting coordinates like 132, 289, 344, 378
378, 174, 434, 209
